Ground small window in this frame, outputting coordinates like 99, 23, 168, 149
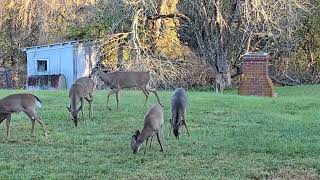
37, 60, 48, 72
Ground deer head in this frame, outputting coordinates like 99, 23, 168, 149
90, 66, 112, 77
170, 118, 182, 139
173, 122, 183, 139
90, 67, 101, 77
130, 130, 141, 154
66, 104, 82, 127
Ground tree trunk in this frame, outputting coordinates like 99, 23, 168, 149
154, 0, 184, 59
117, 42, 124, 71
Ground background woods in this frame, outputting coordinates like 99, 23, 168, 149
0, 0, 319, 89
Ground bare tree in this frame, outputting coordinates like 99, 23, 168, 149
0, 0, 316, 89
178, 0, 311, 91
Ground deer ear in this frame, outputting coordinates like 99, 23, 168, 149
131, 135, 137, 141
66, 106, 71, 111
169, 119, 172, 125
135, 130, 140, 136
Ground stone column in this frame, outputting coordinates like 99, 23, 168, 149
239, 52, 275, 97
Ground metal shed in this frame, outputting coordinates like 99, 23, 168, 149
22, 40, 99, 89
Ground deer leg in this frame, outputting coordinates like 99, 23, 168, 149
144, 137, 149, 155
89, 100, 92, 120
81, 109, 84, 119
107, 89, 117, 111
6, 114, 11, 138
141, 88, 149, 106
31, 117, 36, 135
161, 124, 165, 148
25, 110, 48, 138
168, 117, 173, 137
115, 90, 120, 111
89, 93, 94, 119
149, 136, 153, 148
35, 113, 48, 138
78, 98, 85, 124
156, 132, 164, 152
85, 97, 93, 120
146, 86, 163, 107
0, 116, 6, 124
182, 114, 190, 136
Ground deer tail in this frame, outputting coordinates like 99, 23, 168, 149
33, 95, 42, 108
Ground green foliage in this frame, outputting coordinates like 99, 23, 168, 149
0, 86, 320, 178
287, 1, 320, 83
65, 0, 131, 40
66, 25, 98, 40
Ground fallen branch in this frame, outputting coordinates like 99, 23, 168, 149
270, 76, 297, 86
285, 74, 301, 85
146, 13, 190, 21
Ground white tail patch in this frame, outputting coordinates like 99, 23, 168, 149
36, 100, 42, 108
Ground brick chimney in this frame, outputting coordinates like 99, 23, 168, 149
239, 52, 275, 97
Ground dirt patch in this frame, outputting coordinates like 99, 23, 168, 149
268, 168, 320, 180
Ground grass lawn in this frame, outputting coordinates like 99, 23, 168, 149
0, 85, 320, 179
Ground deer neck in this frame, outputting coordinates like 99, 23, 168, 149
173, 110, 182, 125
98, 71, 111, 84
136, 127, 153, 145
70, 94, 80, 111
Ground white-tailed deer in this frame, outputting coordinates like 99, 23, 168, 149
131, 104, 164, 155
67, 77, 95, 126
90, 67, 163, 111
170, 88, 190, 139
0, 93, 48, 138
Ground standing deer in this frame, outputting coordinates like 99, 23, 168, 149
131, 104, 164, 155
0, 93, 48, 138
67, 77, 95, 127
170, 88, 190, 139
90, 67, 163, 111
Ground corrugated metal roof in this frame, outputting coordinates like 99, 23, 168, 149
21, 40, 96, 51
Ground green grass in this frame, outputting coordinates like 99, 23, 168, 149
1, 85, 320, 179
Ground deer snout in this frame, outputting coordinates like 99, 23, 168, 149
173, 129, 180, 139
72, 116, 79, 127
131, 145, 140, 154
173, 124, 181, 139
74, 120, 78, 127
133, 149, 138, 154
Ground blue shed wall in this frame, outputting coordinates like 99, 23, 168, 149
26, 44, 74, 89
25, 41, 99, 89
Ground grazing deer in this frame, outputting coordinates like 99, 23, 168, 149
170, 88, 190, 139
131, 104, 164, 155
90, 67, 163, 111
0, 93, 48, 138
67, 77, 95, 127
